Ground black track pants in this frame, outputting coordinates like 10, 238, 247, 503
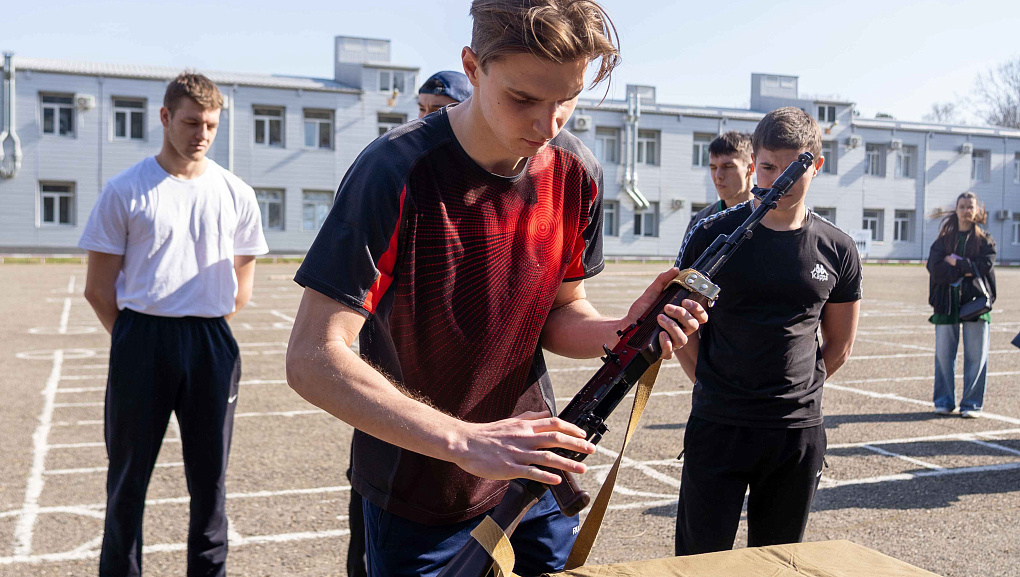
99, 309, 241, 577
674, 416, 826, 556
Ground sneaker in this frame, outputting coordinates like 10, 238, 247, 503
934, 407, 954, 416
961, 410, 982, 419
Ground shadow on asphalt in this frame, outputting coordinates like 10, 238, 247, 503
824, 412, 952, 428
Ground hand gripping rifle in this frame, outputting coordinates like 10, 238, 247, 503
438, 152, 815, 577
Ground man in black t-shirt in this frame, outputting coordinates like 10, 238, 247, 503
674, 107, 862, 555
285, 2, 706, 576
684, 131, 755, 239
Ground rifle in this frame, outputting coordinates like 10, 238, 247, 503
438, 152, 816, 577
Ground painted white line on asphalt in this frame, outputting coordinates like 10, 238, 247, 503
819, 461, 1020, 489
854, 337, 934, 352
825, 383, 1020, 426
13, 349, 63, 557
59, 375, 105, 380
828, 428, 1020, 450
57, 299, 71, 335
593, 444, 682, 490
46, 462, 184, 476
966, 438, 1020, 458
240, 379, 288, 385
848, 349, 1016, 361
52, 402, 104, 408
56, 387, 104, 394
0, 528, 352, 565
48, 438, 178, 450
862, 444, 944, 470
268, 310, 295, 323
62, 364, 108, 370
235, 409, 325, 418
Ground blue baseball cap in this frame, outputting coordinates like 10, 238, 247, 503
418, 71, 473, 103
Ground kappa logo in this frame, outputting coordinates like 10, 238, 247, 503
811, 264, 829, 282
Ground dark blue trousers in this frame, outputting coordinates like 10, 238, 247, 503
362, 489, 578, 577
100, 309, 241, 577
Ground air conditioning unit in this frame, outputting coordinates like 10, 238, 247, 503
995, 209, 1012, 221
572, 115, 593, 132
75, 94, 96, 111
959, 142, 974, 155
846, 134, 862, 149
889, 139, 903, 150
671, 199, 685, 210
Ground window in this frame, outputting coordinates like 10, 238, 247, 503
895, 145, 916, 178
1014, 152, 1020, 184
379, 70, 414, 93
378, 112, 407, 136
864, 143, 885, 177
692, 133, 713, 167
594, 127, 620, 164
303, 191, 333, 231
893, 210, 913, 242
690, 203, 709, 215
1012, 213, 1020, 246
255, 189, 285, 231
303, 109, 333, 149
253, 106, 284, 148
112, 98, 145, 140
862, 209, 884, 241
633, 202, 659, 237
971, 150, 990, 182
637, 130, 659, 165
40, 183, 75, 226
41, 94, 75, 136
817, 105, 836, 123
820, 141, 837, 174
813, 207, 836, 224
604, 200, 619, 236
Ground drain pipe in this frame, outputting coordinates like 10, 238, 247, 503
0, 51, 23, 179
623, 91, 649, 209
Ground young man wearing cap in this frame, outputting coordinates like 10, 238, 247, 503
673, 107, 860, 555
684, 131, 755, 242
80, 72, 268, 576
417, 70, 473, 117
285, 1, 706, 575
345, 69, 474, 577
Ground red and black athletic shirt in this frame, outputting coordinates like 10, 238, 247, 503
295, 108, 605, 525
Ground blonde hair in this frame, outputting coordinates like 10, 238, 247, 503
164, 71, 223, 114
469, 0, 620, 88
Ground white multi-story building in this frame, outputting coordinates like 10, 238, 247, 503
2, 43, 1020, 261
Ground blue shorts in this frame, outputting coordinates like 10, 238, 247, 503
362, 488, 578, 577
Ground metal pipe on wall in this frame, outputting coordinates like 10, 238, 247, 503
0, 51, 23, 179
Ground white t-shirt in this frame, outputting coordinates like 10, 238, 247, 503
79, 157, 269, 318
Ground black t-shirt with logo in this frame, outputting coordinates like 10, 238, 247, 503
676, 203, 862, 428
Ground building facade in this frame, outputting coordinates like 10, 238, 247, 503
2, 45, 1020, 261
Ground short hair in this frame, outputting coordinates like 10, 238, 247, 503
751, 107, 822, 158
469, 0, 620, 89
708, 131, 752, 163
164, 72, 223, 115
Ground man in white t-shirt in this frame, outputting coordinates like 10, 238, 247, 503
79, 72, 268, 577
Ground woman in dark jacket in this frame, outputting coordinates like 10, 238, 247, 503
926, 191, 996, 418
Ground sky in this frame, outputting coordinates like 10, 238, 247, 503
4, 0, 1018, 123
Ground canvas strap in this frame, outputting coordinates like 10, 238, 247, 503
469, 514, 518, 577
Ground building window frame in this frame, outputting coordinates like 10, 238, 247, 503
377, 112, 407, 136
1013, 152, 1020, 184
1012, 213, 1020, 246
633, 201, 659, 237
112, 97, 146, 141
864, 143, 885, 177
971, 150, 990, 182
604, 200, 619, 236
255, 189, 285, 231
817, 105, 836, 123
40, 182, 76, 226
303, 109, 334, 150
863, 209, 884, 242
637, 129, 659, 166
893, 209, 913, 242
812, 206, 836, 224
895, 145, 916, 179
594, 127, 620, 164
692, 133, 713, 168
302, 190, 334, 231
820, 141, 837, 174
379, 70, 414, 94
253, 106, 285, 148
41, 93, 75, 137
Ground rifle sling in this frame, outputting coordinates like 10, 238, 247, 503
564, 359, 662, 570
469, 514, 518, 577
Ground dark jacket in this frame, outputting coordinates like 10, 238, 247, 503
926, 229, 996, 315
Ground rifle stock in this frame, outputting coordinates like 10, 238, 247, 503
437, 153, 816, 577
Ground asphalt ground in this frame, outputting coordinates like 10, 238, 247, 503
0, 262, 1017, 577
